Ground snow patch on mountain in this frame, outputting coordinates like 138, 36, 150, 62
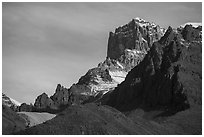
79, 70, 128, 97
125, 49, 146, 58
10, 97, 21, 106
133, 17, 166, 34
2, 93, 21, 107
89, 82, 117, 96
109, 70, 128, 83
134, 17, 156, 28
116, 61, 124, 69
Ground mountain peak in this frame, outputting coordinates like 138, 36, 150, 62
107, 17, 165, 61
132, 17, 157, 27
180, 22, 202, 28
134, 17, 147, 22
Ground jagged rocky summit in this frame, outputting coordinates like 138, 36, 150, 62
107, 17, 165, 60
104, 24, 202, 112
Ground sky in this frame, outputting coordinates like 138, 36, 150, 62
2, 2, 202, 104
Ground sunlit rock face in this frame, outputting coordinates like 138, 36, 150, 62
107, 18, 165, 67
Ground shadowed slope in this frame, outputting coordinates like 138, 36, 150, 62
105, 26, 201, 112
16, 103, 165, 135
2, 105, 26, 134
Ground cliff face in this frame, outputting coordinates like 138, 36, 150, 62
105, 25, 202, 112
107, 18, 164, 59
107, 18, 165, 70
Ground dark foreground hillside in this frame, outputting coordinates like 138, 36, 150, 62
16, 103, 201, 135
17, 103, 149, 135
2, 105, 56, 135
2, 105, 27, 134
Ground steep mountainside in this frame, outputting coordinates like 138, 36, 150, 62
96, 24, 202, 135
104, 25, 201, 113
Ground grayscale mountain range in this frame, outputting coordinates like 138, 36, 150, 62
2, 2, 202, 135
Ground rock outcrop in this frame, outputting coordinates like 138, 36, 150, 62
108, 18, 164, 58
34, 92, 55, 110
104, 25, 202, 112
19, 103, 33, 112
50, 84, 71, 107
33, 84, 79, 111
